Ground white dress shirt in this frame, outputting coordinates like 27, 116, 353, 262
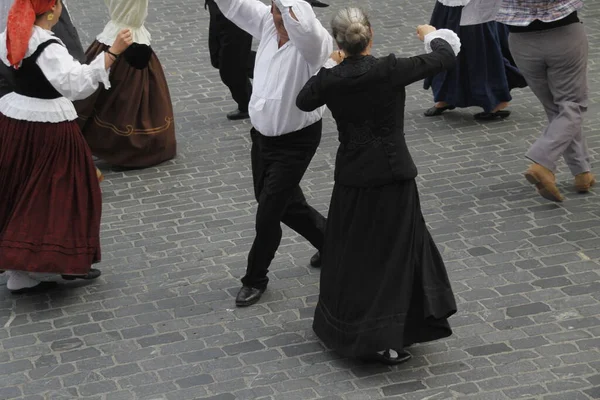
97, 0, 151, 46
215, 0, 333, 136
0, 26, 110, 123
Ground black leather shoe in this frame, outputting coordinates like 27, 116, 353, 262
309, 251, 321, 268
235, 286, 265, 307
62, 268, 101, 281
226, 109, 250, 120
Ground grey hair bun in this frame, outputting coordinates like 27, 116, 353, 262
331, 7, 372, 56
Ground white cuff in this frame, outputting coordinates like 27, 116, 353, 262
323, 58, 338, 69
92, 52, 112, 90
424, 29, 461, 56
438, 0, 471, 6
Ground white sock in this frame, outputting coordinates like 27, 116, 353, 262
6, 271, 42, 291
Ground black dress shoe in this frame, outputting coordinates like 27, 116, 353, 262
226, 109, 250, 120
62, 268, 101, 281
309, 251, 321, 268
235, 286, 265, 307
424, 104, 455, 117
10, 281, 58, 294
474, 110, 511, 120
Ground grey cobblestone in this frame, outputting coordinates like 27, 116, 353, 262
1, 0, 600, 399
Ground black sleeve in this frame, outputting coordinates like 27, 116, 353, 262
296, 69, 327, 112
390, 39, 457, 87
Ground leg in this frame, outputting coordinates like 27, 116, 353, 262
207, 2, 221, 70
511, 27, 589, 174
545, 24, 590, 177
281, 186, 326, 251
218, 19, 253, 114
509, 32, 563, 201
241, 186, 300, 290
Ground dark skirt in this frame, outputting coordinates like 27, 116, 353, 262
75, 41, 176, 168
313, 179, 457, 357
0, 115, 101, 274
423, 2, 527, 112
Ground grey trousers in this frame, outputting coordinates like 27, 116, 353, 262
509, 22, 590, 176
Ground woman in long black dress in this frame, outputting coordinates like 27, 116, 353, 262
296, 8, 458, 365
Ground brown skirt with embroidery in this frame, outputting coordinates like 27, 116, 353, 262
75, 41, 176, 168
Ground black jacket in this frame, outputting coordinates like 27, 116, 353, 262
296, 39, 456, 187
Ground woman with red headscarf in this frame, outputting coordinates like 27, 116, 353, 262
0, 0, 132, 293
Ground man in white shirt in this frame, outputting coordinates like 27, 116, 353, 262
213, 0, 332, 307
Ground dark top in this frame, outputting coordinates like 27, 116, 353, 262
508, 11, 579, 33
52, 5, 86, 63
296, 38, 456, 187
9, 40, 63, 99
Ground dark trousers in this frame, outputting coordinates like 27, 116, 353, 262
242, 121, 327, 290
207, 0, 254, 111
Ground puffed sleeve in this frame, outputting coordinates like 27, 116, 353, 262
36, 43, 111, 101
390, 30, 460, 88
276, 0, 333, 72
214, 0, 271, 40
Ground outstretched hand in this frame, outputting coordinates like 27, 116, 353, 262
416, 25, 436, 42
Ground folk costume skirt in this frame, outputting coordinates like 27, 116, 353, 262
313, 179, 457, 357
0, 115, 101, 274
75, 41, 176, 168
423, 2, 527, 112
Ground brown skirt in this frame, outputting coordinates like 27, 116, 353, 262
0, 115, 101, 274
75, 41, 176, 168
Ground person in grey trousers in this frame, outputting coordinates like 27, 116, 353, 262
494, 0, 594, 202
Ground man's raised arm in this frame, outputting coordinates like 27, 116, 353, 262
275, 0, 333, 71
214, 0, 271, 40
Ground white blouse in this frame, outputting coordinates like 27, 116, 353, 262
0, 26, 111, 123
215, 0, 333, 137
96, 0, 151, 46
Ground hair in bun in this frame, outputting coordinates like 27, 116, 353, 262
331, 7, 372, 56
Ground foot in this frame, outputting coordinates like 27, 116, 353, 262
96, 168, 104, 182
309, 251, 321, 268
474, 110, 511, 120
226, 109, 250, 121
235, 286, 265, 307
424, 102, 455, 117
361, 349, 412, 365
491, 101, 510, 113
524, 163, 564, 202
6, 271, 58, 294
10, 281, 58, 294
61, 268, 101, 281
574, 172, 596, 193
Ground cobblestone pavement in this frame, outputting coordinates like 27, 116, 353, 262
1, 0, 600, 399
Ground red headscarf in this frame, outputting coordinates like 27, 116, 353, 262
6, 0, 56, 67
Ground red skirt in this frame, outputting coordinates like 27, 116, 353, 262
0, 115, 102, 274
75, 41, 176, 168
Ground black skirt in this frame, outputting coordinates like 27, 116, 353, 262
313, 179, 457, 357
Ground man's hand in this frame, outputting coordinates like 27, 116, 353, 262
330, 50, 345, 64
417, 25, 437, 41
